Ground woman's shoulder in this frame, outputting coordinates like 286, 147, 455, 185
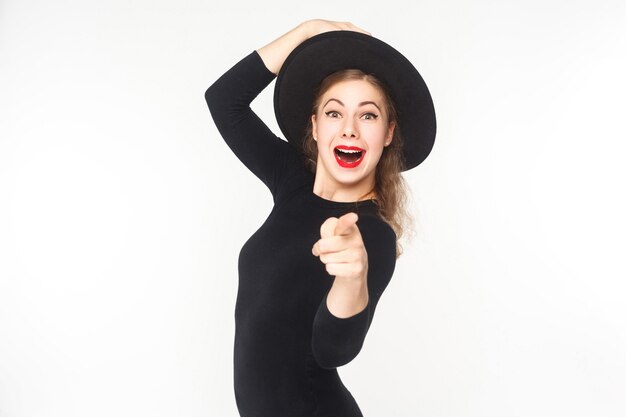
357, 211, 397, 250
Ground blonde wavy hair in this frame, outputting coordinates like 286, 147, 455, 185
300, 69, 415, 259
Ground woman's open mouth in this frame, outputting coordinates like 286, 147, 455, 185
334, 145, 365, 168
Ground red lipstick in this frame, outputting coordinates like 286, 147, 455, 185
334, 145, 366, 168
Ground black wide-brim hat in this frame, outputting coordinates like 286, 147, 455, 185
274, 30, 437, 171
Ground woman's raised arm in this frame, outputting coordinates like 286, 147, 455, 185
205, 20, 371, 198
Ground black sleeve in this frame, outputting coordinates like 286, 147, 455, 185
311, 216, 397, 369
204, 50, 301, 200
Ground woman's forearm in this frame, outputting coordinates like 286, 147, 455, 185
326, 273, 369, 319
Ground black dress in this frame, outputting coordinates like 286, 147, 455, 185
205, 50, 397, 417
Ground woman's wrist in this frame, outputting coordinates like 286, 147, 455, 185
299, 20, 314, 39
301, 19, 326, 39
326, 275, 369, 318
257, 22, 311, 75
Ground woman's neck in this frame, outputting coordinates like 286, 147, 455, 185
312, 177, 376, 203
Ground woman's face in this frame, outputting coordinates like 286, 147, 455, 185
311, 79, 395, 193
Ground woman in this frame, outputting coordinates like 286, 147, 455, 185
205, 19, 436, 417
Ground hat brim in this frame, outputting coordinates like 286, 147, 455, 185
273, 30, 436, 171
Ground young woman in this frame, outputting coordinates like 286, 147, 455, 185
205, 19, 436, 417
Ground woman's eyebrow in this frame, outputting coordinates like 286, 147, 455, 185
323, 98, 381, 111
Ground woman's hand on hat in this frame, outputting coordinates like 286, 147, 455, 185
303, 19, 371, 39
257, 20, 370, 75
312, 212, 368, 283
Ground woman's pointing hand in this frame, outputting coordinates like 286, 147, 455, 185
312, 212, 369, 283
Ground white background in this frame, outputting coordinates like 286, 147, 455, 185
1, 1, 625, 416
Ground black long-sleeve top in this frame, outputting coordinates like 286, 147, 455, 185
205, 50, 397, 417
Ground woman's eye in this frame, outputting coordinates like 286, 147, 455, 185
362, 113, 379, 120
325, 111, 340, 118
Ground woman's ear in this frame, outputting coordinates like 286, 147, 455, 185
311, 114, 318, 141
385, 121, 396, 146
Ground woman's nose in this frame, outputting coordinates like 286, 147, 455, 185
342, 121, 358, 138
